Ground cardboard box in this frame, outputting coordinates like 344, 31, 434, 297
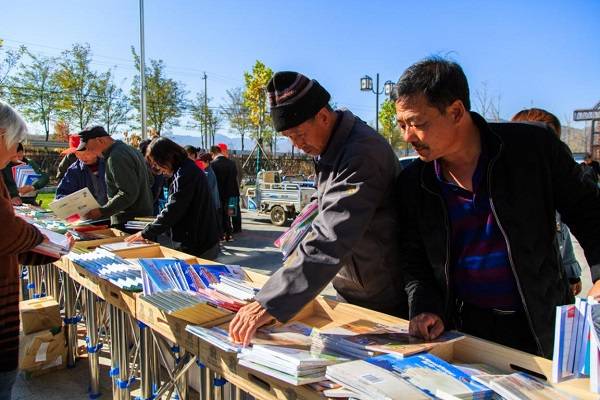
19, 328, 66, 375
20, 296, 62, 334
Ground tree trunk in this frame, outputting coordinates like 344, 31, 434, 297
241, 134, 245, 153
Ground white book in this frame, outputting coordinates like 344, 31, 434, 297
238, 358, 325, 385
48, 187, 100, 222
552, 304, 577, 383
326, 360, 429, 400
575, 299, 590, 377
247, 344, 340, 368
587, 300, 600, 392
238, 351, 325, 376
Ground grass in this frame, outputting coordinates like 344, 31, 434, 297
36, 192, 55, 209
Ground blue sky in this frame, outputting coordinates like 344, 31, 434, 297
2, 0, 599, 136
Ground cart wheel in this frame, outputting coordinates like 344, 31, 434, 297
270, 206, 287, 226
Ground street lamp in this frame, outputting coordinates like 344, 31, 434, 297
360, 73, 395, 133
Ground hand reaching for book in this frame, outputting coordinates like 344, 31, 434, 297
125, 232, 146, 243
11, 196, 22, 206
18, 185, 35, 195
85, 208, 103, 220
409, 312, 445, 341
229, 301, 275, 346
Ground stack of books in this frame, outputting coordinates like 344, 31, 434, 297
326, 353, 494, 400
553, 297, 600, 393
274, 201, 318, 261
238, 344, 345, 385
140, 290, 207, 313
139, 260, 255, 311
12, 164, 40, 195
185, 325, 242, 353
68, 249, 143, 291
124, 219, 152, 230
311, 320, 463, 359
210, 276, 258, 301
473, 372, 576, 400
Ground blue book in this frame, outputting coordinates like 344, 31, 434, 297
189, 264, 245, 288
366, 353, 494, 399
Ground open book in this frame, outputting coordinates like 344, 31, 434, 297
48, 187, 100, 223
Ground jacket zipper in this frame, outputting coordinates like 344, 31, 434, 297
421, 172, 451, 317
487, 150, 544, 355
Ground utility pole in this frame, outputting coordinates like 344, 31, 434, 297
202, 72, 208, 148
139, 0, 148, 140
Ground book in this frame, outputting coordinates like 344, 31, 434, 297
312, 320, 463, 359
237, 358, 326, 386
100, 241, 158, 252
274, 201, 318, 260
326, 359, 429, 400
366, 353, 493, 399
473, 372, 577, 400
48, 187, 101, 223
588, 300, 600, 392
237, 344, 347, 386
68, 249, 143, 291
185, 325, 241, 353
31, 226, 71, 258
552, 304, 578, 383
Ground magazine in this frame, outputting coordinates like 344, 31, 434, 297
48, 187, 101, 223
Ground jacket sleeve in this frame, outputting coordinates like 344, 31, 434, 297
28, 159, 49, 191
141, 170, 194, 240
552, 136, 600, 282
396, 178, 445, 319
100, 152, 141, 217
557, 221, 581, 280
55, 167, 79, 199
0, 190, 44, 257
255, 154, 388, 322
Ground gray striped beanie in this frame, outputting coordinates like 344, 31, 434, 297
267, 71, 331, 132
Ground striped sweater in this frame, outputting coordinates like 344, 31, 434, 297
0, 174, 43, 372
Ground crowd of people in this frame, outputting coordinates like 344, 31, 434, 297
2, 56, 600, 397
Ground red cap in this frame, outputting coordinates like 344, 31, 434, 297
217, 143, 228, 153
60, 134, 81, 155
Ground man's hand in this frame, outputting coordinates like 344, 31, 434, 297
409, 312, 445, 341
85, 208, 103, 220
18, 185, 35, 195
125, 232, 145, 243
588, 280, 600, 300
11, 197, 22, 206
571, 281, 582, 296
229, 301, 275, 346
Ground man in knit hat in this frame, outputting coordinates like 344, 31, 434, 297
229, 71, 407, 345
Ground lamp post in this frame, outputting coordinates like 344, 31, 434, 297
360, 73, 395, 133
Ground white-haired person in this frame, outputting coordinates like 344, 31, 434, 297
0, 102, 70, 397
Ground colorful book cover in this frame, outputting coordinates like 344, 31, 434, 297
366, 353, 494, 399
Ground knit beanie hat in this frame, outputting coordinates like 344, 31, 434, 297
267, 71, 331, 132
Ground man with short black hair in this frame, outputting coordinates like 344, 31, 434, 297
210, 144, 239, 241
81, 126, 153, 227
394, 57, 600, 357
229, 71, 407, 345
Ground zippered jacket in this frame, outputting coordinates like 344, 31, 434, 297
397, 112, 600, 357
256, 110, 408, 322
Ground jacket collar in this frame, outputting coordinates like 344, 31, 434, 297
421, 112, 503, 192
317, 109, 355, 166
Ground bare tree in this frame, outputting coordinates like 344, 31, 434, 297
474, 81, 502, 121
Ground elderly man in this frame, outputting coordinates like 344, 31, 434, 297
80, 126, 153, 228
56, 149, 108, 205
229, 71, 407, 345
394, 57, 600, 357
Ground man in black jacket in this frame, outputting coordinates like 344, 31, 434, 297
394, 57, 600, 358
210, 145, 240, 241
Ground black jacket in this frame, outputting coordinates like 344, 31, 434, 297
211, 155, 240, 201
256, 110, 408, 322
142, 158, 220, 255
397, 113, 600, 357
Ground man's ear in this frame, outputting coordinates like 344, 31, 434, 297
447, 100, 466, 124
